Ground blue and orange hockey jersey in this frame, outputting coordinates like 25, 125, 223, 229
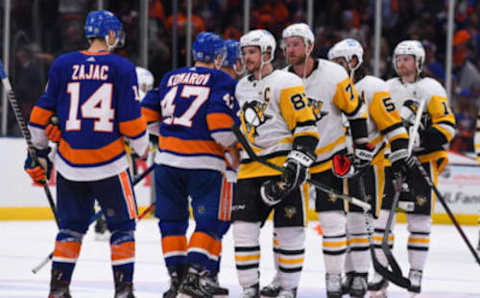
28, 50, 148, 181
141, 66, 239, 172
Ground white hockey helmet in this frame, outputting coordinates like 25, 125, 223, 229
328, 38, 364, 71
136, 66, 154, 100
393, 40, 425, 75
282, 23, 315, 46
240, 29, 276, 63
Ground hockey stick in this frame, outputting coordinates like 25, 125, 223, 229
370, 97, 428, 288
414, 161, 480, 265
31, 164, 155, 274
232, 125, 371, 211
0, 61, 59, 226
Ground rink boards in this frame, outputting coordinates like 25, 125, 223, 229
2, 138, 480, 224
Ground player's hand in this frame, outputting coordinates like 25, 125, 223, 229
353, 142, 374, 174
390, 148, 419, 180
332, 154, 355, 178
45, 116, 61, 143
225, 147, 240, 171
260, 180, 286, 206
281, 150, 314, 193
24, 147, 53, 184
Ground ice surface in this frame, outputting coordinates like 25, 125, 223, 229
1, 220, 479, 297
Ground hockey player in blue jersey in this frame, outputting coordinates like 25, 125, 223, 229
24, 10, 148, 298
221, 39, 245, 81
141, 32, 239, 298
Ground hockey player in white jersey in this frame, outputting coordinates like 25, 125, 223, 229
231, 29, 319, 298
327, 38, 410, 298
369, 40, 456, 297
270, 23, 371, 298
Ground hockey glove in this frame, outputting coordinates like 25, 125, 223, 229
281, 149, 315, 193
353, 142, 374, 173
390, 148, 420, 181
260, 180, 287, 206
332, 154, 355, 179
45, 116, 61, 143
24, 147, 53, 184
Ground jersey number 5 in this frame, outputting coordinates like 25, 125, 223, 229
66, 82, 115, 132
161, 85, 210, 127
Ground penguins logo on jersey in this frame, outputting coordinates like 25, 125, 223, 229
307, 97, 328, 122
283, 206, 297, 219
401, 99, 430, 130
415, 195, 427, 206
241, 100, 272, 138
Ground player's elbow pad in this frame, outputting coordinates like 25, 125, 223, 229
211, 131, 237, 148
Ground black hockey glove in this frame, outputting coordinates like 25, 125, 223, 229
353, 142, 375, 174
281, 149, 315, 193
390, 148, 420, 181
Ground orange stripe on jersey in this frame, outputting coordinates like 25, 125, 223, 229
59, 137, 125, 164
30, 106, 54, 126
162, 235, 187, 254
119, 171, 137, 219
111, 241, 135, 261
142, 107, 162, 123
159, 136, 224, 157
119, 116, 147, 138
53, 241, 81, 259
207, 113, 234, 131
81, 50, 110, 56
188, 232, 221, 258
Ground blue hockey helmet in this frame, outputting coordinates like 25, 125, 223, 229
84, 10, 123, 42
192, 32, 226, 64
222, 39, 241, 67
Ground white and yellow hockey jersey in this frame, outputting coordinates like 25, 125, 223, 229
235, 70, 319, 179
387, 77, 456, 171
475, 114, 480, 161
356, 75, 408, 165
285, 59, 367, 174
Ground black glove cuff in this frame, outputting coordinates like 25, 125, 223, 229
349, 118, 368, 142
292, 135, 318, 161
421, 127, 447, 151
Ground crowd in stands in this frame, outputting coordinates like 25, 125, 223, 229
2, 0, 480, 153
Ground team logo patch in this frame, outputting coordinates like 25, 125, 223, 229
415, 196, 427, 206
307, 97, 328, 122
241, 100, 272, 140
328, 193, 337, 203
284, 206, 297, 219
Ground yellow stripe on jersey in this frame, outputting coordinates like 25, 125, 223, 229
279, 85, 318, 138
238, 155, 286, 179
427, 95, 456, 142
369, 91, 403, 132
333, 77, 365, 118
